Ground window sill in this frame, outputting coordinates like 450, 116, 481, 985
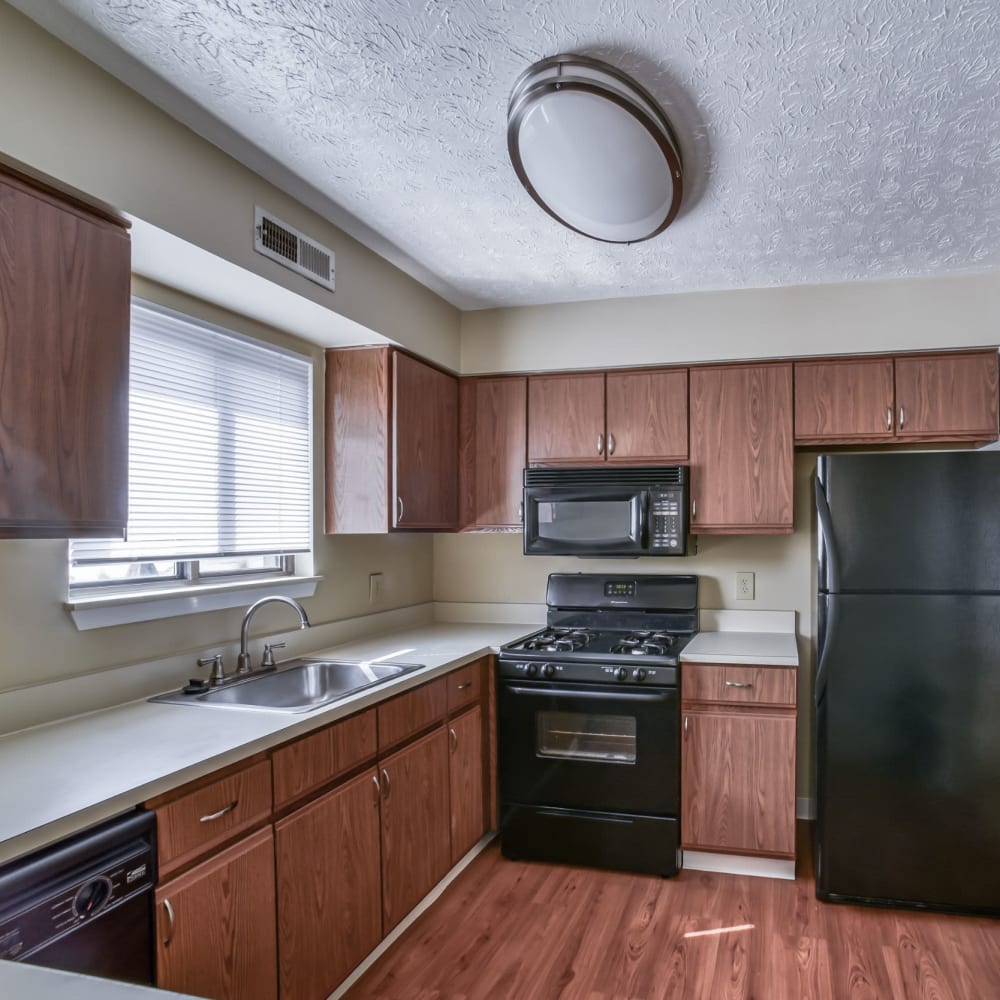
66, 576, 322, 631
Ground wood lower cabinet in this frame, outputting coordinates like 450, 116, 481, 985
459, 376, 527, 529
379, 727, 451, 933
275, 769, 382, 1000
155, 827, 277, 1000
324, 346, 458, 532
449, 705, 485, 863
689, 362, 794, 534
0, 169, 130, 538
795, 350, 999, 445
681, 662, 797, 861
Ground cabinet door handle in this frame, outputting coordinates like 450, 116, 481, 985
449, 727, 458, 753
517, 501, 524, 523
899, 406, 905, 431
725, 680, 753, 689
396, 496, 404, 523
372, 773, 381, 806
691, 498, 697, 520
887, 406, 893, 431
199, 801, 238, 823
683, 715, 689, 735
597, 433, 605, 455
381, 768, 391, 799
162, 899, 175, 948
607, 433, 616, 456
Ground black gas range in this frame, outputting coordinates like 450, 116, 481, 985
497, 573, 698, 877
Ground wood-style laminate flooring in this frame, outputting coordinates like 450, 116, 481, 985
346, 830, 1000, 1000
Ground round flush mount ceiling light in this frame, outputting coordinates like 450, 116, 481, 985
507, 54, 683, 244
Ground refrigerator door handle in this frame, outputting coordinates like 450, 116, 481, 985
815, 597, 837, 707
814, 473, 841, 594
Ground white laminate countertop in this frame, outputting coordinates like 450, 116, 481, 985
0, 962, 200, 999
0, 622, 533, 867
681, 609, 799, 667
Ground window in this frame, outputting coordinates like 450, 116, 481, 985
69, 300, 313, 600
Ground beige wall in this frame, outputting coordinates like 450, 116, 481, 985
0, 278, 434, 694
434, 454, 818, 800
0, 3, 460, 370
460, 270, 1000, 374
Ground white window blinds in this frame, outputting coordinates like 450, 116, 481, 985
70, 301, 312, 566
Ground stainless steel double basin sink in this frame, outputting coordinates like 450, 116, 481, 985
152, 658, 423, 713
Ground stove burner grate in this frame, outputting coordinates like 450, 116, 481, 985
609, 631, 677, 657
522, 628, 593, 653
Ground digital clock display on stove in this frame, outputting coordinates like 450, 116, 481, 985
604, 581, 636, 597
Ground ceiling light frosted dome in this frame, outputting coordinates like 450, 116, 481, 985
507, 54, 683, 244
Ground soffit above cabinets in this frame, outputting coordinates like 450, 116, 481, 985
18, 1, 1000, 310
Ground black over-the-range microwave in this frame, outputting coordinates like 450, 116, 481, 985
522, 466, 689, 557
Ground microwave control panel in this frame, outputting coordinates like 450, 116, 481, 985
650, 489, 684, 550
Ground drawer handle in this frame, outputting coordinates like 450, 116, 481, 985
199, 800, 238, 823
456, 682, 472, 691
381, 768, 391, 799
450, 727, 458, 753
162, 898, 175, 947
725, 681, 753, 689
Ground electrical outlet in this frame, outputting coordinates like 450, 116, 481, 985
736, 571, 755, 601
368, 572, 384, 604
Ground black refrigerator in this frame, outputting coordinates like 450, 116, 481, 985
815, 451, 1000, 915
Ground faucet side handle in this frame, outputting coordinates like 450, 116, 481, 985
197, 654, 226, 686
261, 641, 286, 670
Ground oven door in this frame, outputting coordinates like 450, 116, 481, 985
498, 679, 679, 815
523, 487, 646, 556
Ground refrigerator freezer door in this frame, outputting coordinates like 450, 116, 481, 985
816, 593, 1000, 913
817, 452, 1000, 594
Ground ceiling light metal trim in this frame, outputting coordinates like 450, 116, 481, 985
507, 54, 684, 244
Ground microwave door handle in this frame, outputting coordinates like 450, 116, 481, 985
638, 491, 650, 547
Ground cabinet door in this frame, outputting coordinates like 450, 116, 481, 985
689, 363, 793, 533
393, 351, 459, 529
682, 711, 796, 858
794, 358, 895, 443
527, 372, 606, 463
275, 769, 382, 1000
379, 727, 450, 932
156, 827, 277, 1000
605, 368, 688, 463
894, 351, 999, 442
449, 705, 485, 864
0, 174, 130, 538
460, 376, 526, 528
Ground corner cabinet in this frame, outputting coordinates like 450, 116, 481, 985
794, 350, 999, 445
681, 663, 797, 861
325, 346, 458, 532
689, 362, 794, 534
0, 168, 131, 538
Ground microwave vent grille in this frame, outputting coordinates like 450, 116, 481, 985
524, 466, 687, 487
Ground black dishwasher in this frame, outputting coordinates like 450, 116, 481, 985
0, 809, 156, 985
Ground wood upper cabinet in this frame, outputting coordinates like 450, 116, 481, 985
681, 662, 797, 860
794, 350, 999, 445
156, 827, 277, 1000
528, 368, 688, 465
449, 705, 485, 864
689, 363, 794, 534
459, 376, 526, 529
893, 351, 999, 441
379, 726, 451, 933
393, 351, 459, 529
325, 347, 458, 532
0, 170, 131, 538
275, 768, 382, 1000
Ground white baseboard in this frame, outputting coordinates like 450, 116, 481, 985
683, 850, 796, 881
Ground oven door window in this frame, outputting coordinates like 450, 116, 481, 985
536, 710, 636, 764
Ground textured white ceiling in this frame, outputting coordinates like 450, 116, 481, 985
35, 1, 1000, 307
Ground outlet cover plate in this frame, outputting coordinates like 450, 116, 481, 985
736, 572, 755, 601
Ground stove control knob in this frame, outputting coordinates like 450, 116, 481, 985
633, 668, 647, 682
542, 663, 557, 679
615, 667, 628, 681
526, 663, 539, 678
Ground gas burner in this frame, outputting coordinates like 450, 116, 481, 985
610, 631, 677, 657
522, 628, 593, 653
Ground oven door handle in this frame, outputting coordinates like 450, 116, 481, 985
503, 684, 673, 704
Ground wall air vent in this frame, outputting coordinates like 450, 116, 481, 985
254, 206, 335, 292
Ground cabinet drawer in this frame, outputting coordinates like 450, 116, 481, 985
446, 659, 484, 713
378, 677, 448, 751
682, 664, 796, 707
272, 708, 377, 809
154, 760, 273, 877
